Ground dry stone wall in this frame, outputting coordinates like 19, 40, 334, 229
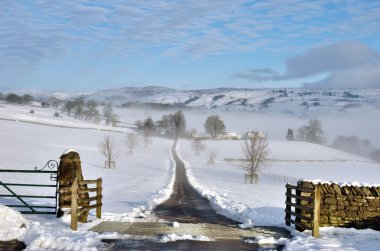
299, 181, 380, 230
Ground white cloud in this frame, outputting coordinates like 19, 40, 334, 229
234, 41, 380, 89
304, 63, 380, 89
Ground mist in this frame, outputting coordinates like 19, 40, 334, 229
114, 106, 380, 149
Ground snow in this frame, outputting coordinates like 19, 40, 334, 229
0, 205, 29, 241
177, 139, 380, 249
285, 228, 380, 251
62, 149, 78, 155
0, 105, 176, 249
159, 233, 211, 243
1, 101, 380, 250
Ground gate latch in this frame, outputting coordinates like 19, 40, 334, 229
50, 173, 58, 181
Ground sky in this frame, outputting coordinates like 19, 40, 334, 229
0, 0, 379, 92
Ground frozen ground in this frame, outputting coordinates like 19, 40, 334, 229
1, 102, 380, 250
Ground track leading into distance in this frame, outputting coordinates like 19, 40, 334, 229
95, 140, 290, 250
154, 140, 238, 225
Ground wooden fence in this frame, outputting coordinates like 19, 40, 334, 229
59, 178, 102, 230
260, 171, 301, 184
285, 183, 321, 237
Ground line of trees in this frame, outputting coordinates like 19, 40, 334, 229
286, 119, 325, 144
61, 98, 118, 126
135, 110, 186, 139
3, 93, 35, 104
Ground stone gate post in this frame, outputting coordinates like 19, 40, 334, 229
57, 150, 89, 222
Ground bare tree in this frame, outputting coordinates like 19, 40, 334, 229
111, 114, 119, 127
240, 136, 270, 184
172, 110, 186, 138
103, 103, 114, 125
73, 97, 85, 119
207, 149, 217, 166
62, 101, 75, 116
51, 98, 62, 109
191, 138, 206, 156
204, 115, 226, 139
125, 134, 139, 155
143, 116, 154, 147
296, 119, 324, 144
286, 128, 295, 141
98, 135, 121, 169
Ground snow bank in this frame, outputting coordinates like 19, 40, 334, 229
285, 227, 380, 251
150, 141, 176, 208
0, 204, 29, 241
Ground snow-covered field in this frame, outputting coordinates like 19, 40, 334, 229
1, 102, 380, 250
0, 103, 176, 249
177, 139, 380, 250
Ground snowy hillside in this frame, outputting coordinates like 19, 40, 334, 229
82, 86, 380, 114
7, 86, 380, 115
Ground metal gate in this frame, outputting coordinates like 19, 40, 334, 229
0, 160, 58, 215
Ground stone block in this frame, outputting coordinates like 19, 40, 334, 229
348, 205, 359, 211
368, 198, 380, 206
353, 197, 365, 203
320, 215, 328, 224
337, 204, 345, 210
357, 211, 369, 218
366, 206, 377, 212
368, 212, 380, 217
329, 216, 342, 224
331, 210, 345, 217
329, 205, 337, 210
336, 195, 345, 201
343, 217, 356, 221
346, 211, 357, 218
325, 198, 337, 205
332, 184, 342, 195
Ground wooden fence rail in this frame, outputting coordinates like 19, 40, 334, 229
285, 183, 321, 237
58, 178, 102, 230
261, 171, 302, 184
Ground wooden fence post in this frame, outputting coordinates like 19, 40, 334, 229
312, 185, 321, 238
96, 178, 102, 219
70, 179, 78, 231
285, 185, 291, 226
295, 187, 302, 231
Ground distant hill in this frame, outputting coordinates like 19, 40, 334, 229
5, 86, 380, 115
83, 86, 380, 115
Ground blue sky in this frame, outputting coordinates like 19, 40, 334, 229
0, 1, 379, 92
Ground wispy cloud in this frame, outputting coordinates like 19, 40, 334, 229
0, 1, 379, 72
233, 41, 380, 88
